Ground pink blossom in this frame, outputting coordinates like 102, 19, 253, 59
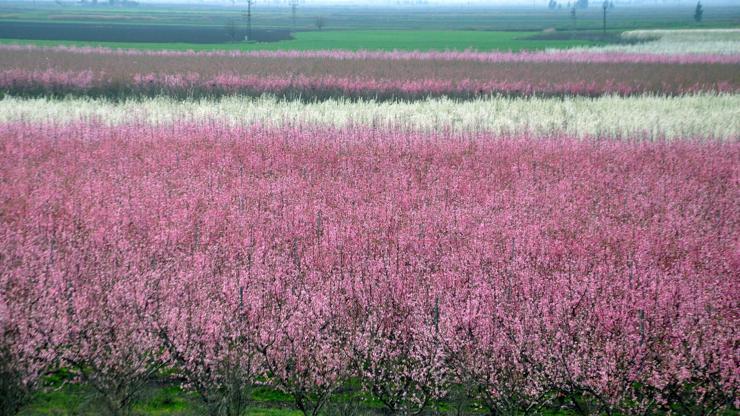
1, 122, 737, 414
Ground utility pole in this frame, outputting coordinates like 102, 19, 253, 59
570, 5, 577, 31
244, 0, 254, 41
602, 1, 608, 35
290, 0, 298, 31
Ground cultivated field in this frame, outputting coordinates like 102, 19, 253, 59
1, 18, 739, 416
1, 2, 739, 52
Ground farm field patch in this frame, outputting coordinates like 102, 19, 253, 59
0, 29, 604, 51
566, 28, 740, 55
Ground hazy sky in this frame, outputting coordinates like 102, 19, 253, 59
113, 0, 735, 5
159, 0, 737, 5
10, 0, 737, 5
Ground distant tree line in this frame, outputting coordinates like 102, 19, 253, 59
553, 0, 616, 10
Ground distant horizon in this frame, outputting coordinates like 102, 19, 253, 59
4, 0, 740, 7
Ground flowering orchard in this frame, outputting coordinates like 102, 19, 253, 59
1, 29, 739, 415
1, 94, 738, 140
2, 68, 736, 100
574, 29, 740, 57
1, 122, 738, 415
2, 42, 739, 62
0, 46, 738, 99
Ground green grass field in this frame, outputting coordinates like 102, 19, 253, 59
18, 382, 577, 416
19, 384, 304, 416
0, 29, 610, 52
1, 2, 738, 31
